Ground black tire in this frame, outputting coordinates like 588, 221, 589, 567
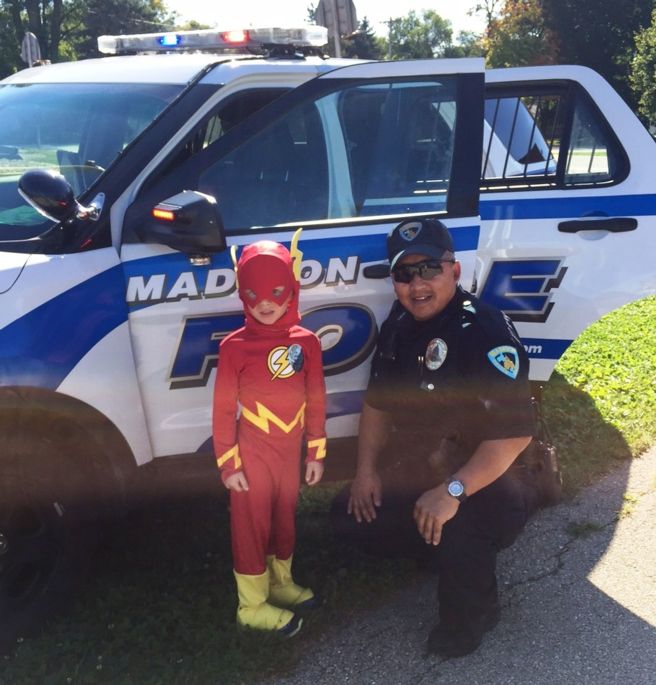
0, 428, 98, 653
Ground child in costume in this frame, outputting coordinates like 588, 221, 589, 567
213, 231, 327, 636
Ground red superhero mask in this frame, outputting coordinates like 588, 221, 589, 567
237, 240, 300, 332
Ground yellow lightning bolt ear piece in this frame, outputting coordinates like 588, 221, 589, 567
230, 244, 239, 287
290, 227, 303, 282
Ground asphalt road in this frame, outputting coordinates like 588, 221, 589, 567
265, 446, 656, 685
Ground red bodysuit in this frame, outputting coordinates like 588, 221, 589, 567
213, 241, 326, 575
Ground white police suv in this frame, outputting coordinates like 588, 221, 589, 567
1, 25, 654, 645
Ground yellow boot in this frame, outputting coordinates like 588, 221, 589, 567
267, 555, 317, 609
234, 570, 302, 636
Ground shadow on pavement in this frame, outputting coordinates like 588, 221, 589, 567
259, 375, 656, 685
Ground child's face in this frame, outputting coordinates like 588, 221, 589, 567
245, 285, 292, 325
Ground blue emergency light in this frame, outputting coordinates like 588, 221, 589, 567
158, 33, 182, 47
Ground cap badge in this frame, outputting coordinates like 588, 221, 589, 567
425, 338, 448, 371
399, 222, 422, 242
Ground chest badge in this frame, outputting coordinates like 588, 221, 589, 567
487, 345, 519, 379
268, 344, 304, 380
425, 338, 448, 371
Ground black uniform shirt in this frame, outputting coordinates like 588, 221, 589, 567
366, 287, 536, 457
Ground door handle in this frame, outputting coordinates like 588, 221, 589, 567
363, 263, 390, 279
558, 217, 637, 233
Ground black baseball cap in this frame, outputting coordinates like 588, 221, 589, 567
387, 218, 454, 270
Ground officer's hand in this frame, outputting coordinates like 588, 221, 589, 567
224, 471, 249, 492
413, 485, 459, 545
347, 471, 382, 523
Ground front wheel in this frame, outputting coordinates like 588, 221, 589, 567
0, 432, 97, 652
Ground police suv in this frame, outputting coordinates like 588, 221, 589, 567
1, 25, 654, 645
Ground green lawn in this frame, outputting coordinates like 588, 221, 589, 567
544, 295, 656, 494
2, 296, 655, 685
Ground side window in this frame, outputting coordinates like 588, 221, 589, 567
339, 81, 457, 217
197, 78, 458, 232
483, 94, 561, 183
564, 97, 620, 186
198, 100, 329, 229
482, 85, 627, 191
127, 77, 461, 239
157, 89, 288, 180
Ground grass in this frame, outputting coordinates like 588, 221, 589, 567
618, 492, 641, 519
0, 484, 415, 685
543, 295, 656, 494
2, 296, 656, 684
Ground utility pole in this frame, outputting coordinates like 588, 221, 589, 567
316, 0, 357, 58
386, 17, 393, 60
330, 0, 341, 58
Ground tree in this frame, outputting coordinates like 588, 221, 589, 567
470, 0, 504, 43
541, 0, 652, 104
388, 9, 452, 60
485, 0, 557, 67
176, 19, 211, 31
0, 0, 173, 68
0, 4, 21, 76
75, 0, 173, 59
631, 8, 656, 124
443, 30, 484, 58
4, 0, 68, 63
471, 0, 505, 27
342, 17, 384, 59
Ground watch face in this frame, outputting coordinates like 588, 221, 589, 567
448, 480, 465, 498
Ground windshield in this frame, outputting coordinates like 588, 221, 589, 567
0, 82, 182, 240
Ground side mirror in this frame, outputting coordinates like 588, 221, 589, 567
18, 169, 77, 223
139, 190, 227, 254
17, 169, 103, 224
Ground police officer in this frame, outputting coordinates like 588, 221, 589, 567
331, 218, 538, 658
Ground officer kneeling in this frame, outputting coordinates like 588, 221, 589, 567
331, 218, 540, 658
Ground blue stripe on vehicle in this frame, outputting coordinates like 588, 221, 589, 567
522, 338, 572, 360
0, 266, 127, 389
480, 194, 656, 221
326, 389, 365, 417
123, 225, 480, 312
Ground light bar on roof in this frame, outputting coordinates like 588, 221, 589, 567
97, 25, 328, 55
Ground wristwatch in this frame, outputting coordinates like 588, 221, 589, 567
446, 477, 467, 503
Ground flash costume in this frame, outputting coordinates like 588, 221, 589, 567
214, 324, 326, 572
213, 236, 326, 635
332, 285, 538, 641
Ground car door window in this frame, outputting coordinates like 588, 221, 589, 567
125, 76, 461, 239
482, 85, 627, 191
198, 99, 328, 228
339, 81, 457, 217
564, 97, 620, 186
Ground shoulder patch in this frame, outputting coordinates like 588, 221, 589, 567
487, 345, 519, 379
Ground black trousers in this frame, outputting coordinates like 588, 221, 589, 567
330, 464, 537, 628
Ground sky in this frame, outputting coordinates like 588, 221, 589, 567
164, 1, 486, 40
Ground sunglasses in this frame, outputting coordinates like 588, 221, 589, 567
392, 259, 455, 284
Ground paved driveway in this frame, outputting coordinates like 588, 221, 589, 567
265, 447, 656, 685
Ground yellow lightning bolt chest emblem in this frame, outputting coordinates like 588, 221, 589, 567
267, 344, 304, 380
